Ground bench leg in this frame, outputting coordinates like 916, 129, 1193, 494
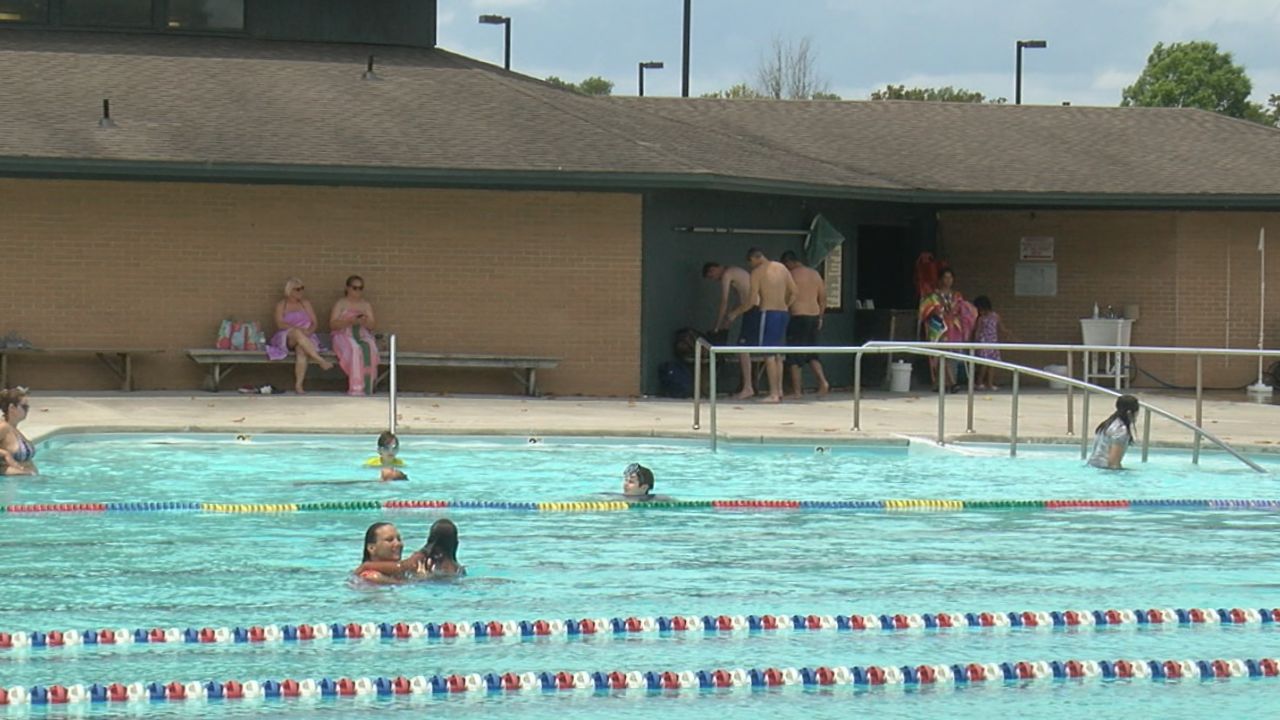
526, 368, 537, 396
93, 352, 132, 391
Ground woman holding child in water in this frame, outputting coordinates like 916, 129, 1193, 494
354, 519, 464, 585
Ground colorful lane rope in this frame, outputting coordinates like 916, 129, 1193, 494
4, 607, 1277, 651
6, 498, 1280, 515
2, 657, 1279, 704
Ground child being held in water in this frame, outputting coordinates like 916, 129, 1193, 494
365, 431, 407, 481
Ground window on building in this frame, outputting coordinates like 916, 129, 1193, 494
61, 0, 152, 27
0, 0, 48, 23
167, 0, 243, 31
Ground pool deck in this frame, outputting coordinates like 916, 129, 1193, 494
21, 388, 1280, 453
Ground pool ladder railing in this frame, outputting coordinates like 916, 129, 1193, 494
387, 334, 397, 434
690, 340, 1280, 473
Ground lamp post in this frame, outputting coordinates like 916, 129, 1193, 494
681, 0, 691, 97
638, 61, 664, 97
479, 14, 511, 70
1015, 39, 1047, 105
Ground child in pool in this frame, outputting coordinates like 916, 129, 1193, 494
364, 431, 407, 481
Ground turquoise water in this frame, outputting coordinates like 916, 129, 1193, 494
3, 434, 1280, 718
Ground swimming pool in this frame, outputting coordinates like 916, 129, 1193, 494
3, 434, 1280, 717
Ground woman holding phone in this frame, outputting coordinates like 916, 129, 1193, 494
329, 275, 381, 396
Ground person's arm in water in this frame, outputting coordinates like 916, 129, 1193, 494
380, 466, 407, 481
357, 549, 426, 578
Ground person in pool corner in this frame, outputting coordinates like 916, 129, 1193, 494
364, 431, 407, 481
0, 387, 37, 475
726, 248, 797, 403
1088, 394, 1140, 469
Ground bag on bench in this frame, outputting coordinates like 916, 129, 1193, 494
216, 319, 267, 351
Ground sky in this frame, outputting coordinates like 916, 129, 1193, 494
436, 0, 1280, 106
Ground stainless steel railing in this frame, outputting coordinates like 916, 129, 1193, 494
388, 333, 398, 434
691, 340, 1277, 472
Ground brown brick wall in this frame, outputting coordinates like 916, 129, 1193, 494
0, 178, 642, 395
939, 209, 1280, 388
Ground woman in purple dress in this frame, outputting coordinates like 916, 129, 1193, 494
267, 277, 333, 393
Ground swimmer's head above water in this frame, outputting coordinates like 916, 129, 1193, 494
623, 463, 654, 498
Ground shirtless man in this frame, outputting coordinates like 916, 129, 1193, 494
780, 251, 830, 398
726, 248, 796, 402
702, 261, 757, 398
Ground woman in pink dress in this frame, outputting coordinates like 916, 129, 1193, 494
329, 275, 381, 396
266, 277, 332, 394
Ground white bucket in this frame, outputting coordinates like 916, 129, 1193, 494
1044, 364, 1069, 390
889, 361, 913, 393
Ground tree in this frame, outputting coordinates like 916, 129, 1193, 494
700, 83, 763, 99
1121, 41, 1257, 119
868, 84, 1005, 103
544, 75, 614, 96
754, 36, 832, 100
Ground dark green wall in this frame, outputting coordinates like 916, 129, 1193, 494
247, 0, 436, 47
640, 190, 935, 395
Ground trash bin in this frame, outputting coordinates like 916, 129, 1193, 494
889, 361, 913, 393
1044, 364, 1070, 390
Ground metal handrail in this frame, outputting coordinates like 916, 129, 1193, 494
691, 339, 1273, 472
388, 333, 398, 434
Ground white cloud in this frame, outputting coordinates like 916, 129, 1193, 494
1152, 0, 1280, 37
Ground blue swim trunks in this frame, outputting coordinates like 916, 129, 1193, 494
758, 310, 790, 348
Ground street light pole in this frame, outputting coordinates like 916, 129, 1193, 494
1015, 39, 1047, 105
681, 0, 691, 97
479, 14, 511, 70
639, 61, 664, 97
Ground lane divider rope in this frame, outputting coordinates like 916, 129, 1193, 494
2, 656, 1278, 704
4, 607, 1276, 651
6, 499, 1280, 515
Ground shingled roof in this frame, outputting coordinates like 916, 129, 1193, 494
2, 29, 1278, 205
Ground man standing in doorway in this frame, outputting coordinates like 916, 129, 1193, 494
702, 260, 757, 398
727, 248, 796, 403
780, 251, 830, 398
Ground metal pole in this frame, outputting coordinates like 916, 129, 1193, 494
966, 352, 975, 433
1081, 390, 1090, 459
1141, 407, 1151, 463
852, 350, 863, 431
1193, 354, 1203, 464
638, 63, 645, 97
1066, 351, 1074, 435
937, 357, 946, 445
709, 347, 718, 451
1010, 371, 1020, 457
692, 340, 702, 429
1015, 43, 1023, 105
681, 0, 691, 97
503, 20, 511, 71
388, 334, 398, 434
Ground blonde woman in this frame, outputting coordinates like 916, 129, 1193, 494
265, 277, 332, 393
0, 387, 37, 475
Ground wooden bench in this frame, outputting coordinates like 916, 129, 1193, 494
0, 347, 164, 391
185, 349, 560, 396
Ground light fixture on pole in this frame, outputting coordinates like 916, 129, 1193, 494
478, 14, 511, 71
1015, 39, 1047, 105
681, 0, 691, 97
638, 61, 664, 97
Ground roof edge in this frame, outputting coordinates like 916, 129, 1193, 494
3, 156, 1280, 210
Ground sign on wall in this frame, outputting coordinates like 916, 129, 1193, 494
1014, 262, 1057, 296
822, 244, 843, 310
1020, 236, 1055, 261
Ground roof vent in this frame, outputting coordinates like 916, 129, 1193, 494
97, 99, 117, 129
361, 55, 381, 81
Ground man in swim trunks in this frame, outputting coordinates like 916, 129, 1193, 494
702, 261, 757, 398
780, 251, 831, 398
726, 248, 796, 403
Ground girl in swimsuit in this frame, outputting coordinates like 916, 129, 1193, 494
0, 387, 37, 475
421, 519, 465, 577
266, 277, 333, 394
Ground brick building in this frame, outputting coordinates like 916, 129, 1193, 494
2, 0, 1279, 395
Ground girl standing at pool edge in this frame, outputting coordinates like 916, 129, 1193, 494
1088, 394, 1140, 469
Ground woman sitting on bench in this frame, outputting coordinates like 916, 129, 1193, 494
266, 277, 333, 394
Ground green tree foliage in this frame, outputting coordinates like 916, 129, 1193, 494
1121, 41, 1258, 118
700, 83, 763, 99
544, 75, 614, 96
869, 84, 1003, 103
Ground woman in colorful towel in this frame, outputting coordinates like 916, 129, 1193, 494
329, 275, 380, 396
267, 277, 332, 394
917, 268, 978, 391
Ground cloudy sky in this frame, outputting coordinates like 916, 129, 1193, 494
437, 0, 1280, 106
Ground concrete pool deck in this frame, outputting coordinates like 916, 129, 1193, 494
21, 388, 1280, 454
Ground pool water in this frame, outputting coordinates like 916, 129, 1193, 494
3, 434, 1280, 718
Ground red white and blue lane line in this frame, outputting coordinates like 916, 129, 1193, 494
2, 607, 1276, 651
1, 657, 1278, 704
